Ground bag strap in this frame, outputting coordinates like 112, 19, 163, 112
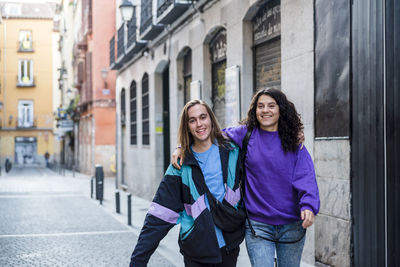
194, 163, 219, 206
240, 127, 306, 244
241, 128, 252, 165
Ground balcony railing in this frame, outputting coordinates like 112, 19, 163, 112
157, 0, 173, 17
6, 113, 53, 129
17, 118, 36, 129
16, 76, 36, 87
157, 0, 191, 24
109, 35, 115, 67
117, 24, 125, 60
18, 40, 34, 52
140, 16, 153, 35
127, 18, 137, 48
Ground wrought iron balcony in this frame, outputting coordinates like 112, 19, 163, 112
157, 0, 191, 25
18, 40, 34, 52
17, 117, 37, 129
127, 18, 137, 48
139, 0, 164, 41
139, 15, 164, 41
16, 76, 36, 87
109, 35, 116, 69
117, 24, 125, 61
126, 18, 147, 62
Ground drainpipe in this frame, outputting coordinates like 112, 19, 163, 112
115, 110, 118, 189
91, 115, 95, 174
1, 15, 8, 167
2, 15, 7, 132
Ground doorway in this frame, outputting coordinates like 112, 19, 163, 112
162, 66, 170, 172
15, 137, 37, 165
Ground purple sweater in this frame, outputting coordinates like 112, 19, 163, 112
224, 125, 320, 225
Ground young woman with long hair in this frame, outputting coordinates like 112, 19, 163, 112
130, 100, 244, 267
172, 89, 320, 267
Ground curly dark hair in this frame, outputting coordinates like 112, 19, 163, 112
240, 88, 303, 152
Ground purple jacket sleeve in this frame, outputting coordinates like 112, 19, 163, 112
223, 125, 247, 149
292, 146, 320, 215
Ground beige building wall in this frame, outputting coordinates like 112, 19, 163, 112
0, 13, 56, 165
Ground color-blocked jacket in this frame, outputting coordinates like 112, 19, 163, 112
130, 143, 243, 267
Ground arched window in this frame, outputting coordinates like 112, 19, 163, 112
121, 88, 126, 126
130, 81, 137, 145
141, 73, 149, 145
183, 49, 192, 104
252, 1, 281, 91
210, 28, 227, 127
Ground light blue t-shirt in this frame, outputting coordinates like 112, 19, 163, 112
192, 144, 226, 248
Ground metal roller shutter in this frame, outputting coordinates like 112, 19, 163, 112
254, 38, 281, 91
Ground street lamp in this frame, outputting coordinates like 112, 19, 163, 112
101, 67, 108, 89
66, 88, 74, 100
119, 0, 135, 22
119, 0, 135, 54
59, 78, 64, 89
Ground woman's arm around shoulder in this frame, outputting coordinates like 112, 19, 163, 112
222, 125, 249, 149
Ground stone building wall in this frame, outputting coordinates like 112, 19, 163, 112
314, 140, 351, 266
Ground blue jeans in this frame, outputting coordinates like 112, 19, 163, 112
245, 219, 306, 267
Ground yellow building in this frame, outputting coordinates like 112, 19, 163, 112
0, 2, 58, 166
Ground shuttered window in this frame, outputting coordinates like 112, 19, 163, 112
252, 0, 281, 92
183, 49, 192, 104
210, 29, 227, 128
254, 38, 281, 91
130, 81, 137, 145
142, 74, 150, 145
121, 88, 126, 126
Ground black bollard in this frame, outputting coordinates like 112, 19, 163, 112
90, 177, 94, 199
95, 165, 104, 205
115, 191, 120, 214
127, 194, 132, 226
5, 159, 12, 173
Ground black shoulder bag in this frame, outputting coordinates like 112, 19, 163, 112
198, 172, 246, 233
241, 127, 306, 244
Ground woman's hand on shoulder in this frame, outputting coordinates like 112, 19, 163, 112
171, 147, 182, 170
301, 209, 314, 229
298, 130, 305, 149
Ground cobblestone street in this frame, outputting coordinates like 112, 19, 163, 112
0, 167, 175, 267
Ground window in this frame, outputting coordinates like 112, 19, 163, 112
18, 59, 34, 86
130, 81, 137, 145
121, 88, 126, 125
142, 73, 149, 145
18, 100, 34, 128
140, 0, 152, 34
183, 49, 192, 104
210, 28, 227, 128
19, 31, 33, 51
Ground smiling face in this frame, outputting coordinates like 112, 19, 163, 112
256, 94, 280, 131
187, 104, 212, 146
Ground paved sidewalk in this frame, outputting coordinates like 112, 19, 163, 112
60, 168, 314, 267
0, 166, 173, 266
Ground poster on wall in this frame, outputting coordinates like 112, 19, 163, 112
225, 65, 241, 126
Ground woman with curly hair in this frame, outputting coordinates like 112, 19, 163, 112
172, 88, 320, 267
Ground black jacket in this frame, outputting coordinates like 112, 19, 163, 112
130, 143, 244, 267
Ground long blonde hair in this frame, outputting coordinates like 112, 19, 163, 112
177, 100, 227, 163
